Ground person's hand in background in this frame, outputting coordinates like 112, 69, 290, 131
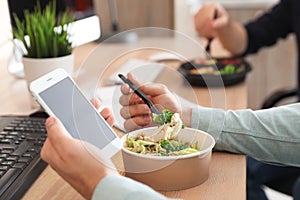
119, 74, 191, 132
194, 2, 229, 39
194, 2, 247, 55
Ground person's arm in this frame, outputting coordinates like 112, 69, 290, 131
92, 175, 168, 200
191, 104, 300, 167
216, 19, 247, 55
194, 2, 247, 55
243, 0, 293, 55
194, 1, 293, 56
119, 77, 300, 166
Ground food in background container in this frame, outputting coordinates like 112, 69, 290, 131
178, 57, 252, 87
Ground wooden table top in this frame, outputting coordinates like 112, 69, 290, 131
0, 38, 246, 200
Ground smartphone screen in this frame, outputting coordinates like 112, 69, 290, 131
39, 77, 117, 149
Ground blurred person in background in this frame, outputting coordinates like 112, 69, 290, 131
193, 1, 300, 199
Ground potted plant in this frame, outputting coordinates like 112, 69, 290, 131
12, 0, 74, 85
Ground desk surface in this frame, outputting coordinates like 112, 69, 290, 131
0, 39, 246, 200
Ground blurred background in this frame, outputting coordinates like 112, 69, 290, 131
1, 0, 295, 111
97, 0, 296, 111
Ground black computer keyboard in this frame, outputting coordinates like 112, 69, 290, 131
0, 115, 48, 200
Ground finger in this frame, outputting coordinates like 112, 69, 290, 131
120, 73, 141, 95
139, 83, 169, 97
45, 117, 72, 153
100, 107, 112, 119
100, 107, 115, 126
120, 104, 151, 119
213, 3, 228, 29
213, 16, 228, 29
124, 116, 152, 132
121, 83, 132, 95
106, 116, 115, 127
91, 98, 101, 110
127, 73, 141, 87
119, 93, 142, 106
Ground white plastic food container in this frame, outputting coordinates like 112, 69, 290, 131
121, 127, 215, 191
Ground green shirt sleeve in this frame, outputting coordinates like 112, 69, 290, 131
191, 103, 300, 167
92, 175, 170, 200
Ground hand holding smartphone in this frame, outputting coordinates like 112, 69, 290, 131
30, 68, 121, 158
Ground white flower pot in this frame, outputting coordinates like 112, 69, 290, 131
22, 53, 74, 86
22, 54, 74, 108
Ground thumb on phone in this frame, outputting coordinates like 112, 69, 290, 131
45, 117, 72, 151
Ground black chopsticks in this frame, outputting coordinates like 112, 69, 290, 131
118, 74, 161, 115
205, 9, 218, 54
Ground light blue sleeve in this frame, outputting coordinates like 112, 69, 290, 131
191, 103, 300, 167
92, 175, 170, 200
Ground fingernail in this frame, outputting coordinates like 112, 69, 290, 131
46, 117, 55, 127
122, 84, 132, 93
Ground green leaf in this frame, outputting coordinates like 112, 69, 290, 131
153, 109, 174, 125
12, 13, 25, 39
37, 25, 47, 57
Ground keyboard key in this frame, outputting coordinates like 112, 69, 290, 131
18, 157, 32, 165
15, 127, 25, 131
39, 136, 47, 140
25, 128, 36, 133
26, 136, 36, 142
23, 152, 36, 159
27, 147, 39, 153
34, 141, 44, 146
1, 149, 14, 154
3, 127, 14, 132
6, 156, 19, 162
1, 161, 15, 167
9, 132, 20, 136
0, 145, 16, 151
0, 132, 9, 135
0, 154, 9, 159
0, 166, 9, 171
15, 141, 21, 145
0, 139, 13, 144
5, 135, 18, 141
13, 162, 27, 170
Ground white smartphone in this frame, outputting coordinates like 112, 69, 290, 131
30, 68, 121, 158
